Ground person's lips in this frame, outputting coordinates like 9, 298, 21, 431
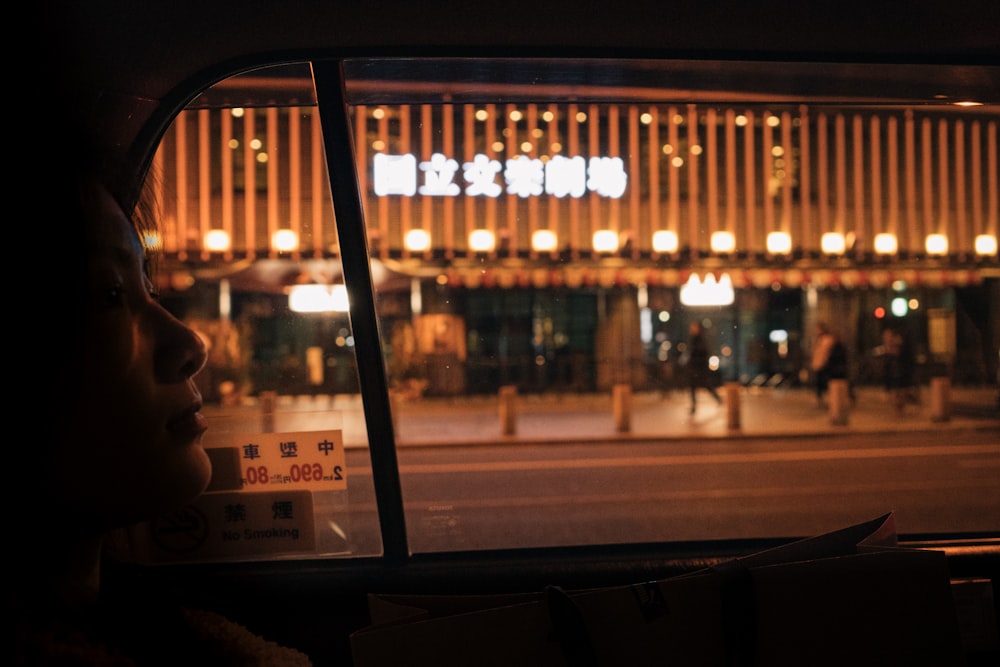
167, 403, 209, 442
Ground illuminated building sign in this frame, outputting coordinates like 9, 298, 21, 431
680, 273, 735, 307
374, 152, 627, 198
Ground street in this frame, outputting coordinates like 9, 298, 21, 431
337, 427, 1000, 555
201, 386, 1000, 556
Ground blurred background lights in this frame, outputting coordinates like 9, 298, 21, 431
925, 233, 949, 255
142, 232, 162, 251
271, 229, 299, 253
891, 297, 909, 317
821, 232, 846, 255
652, 230, 679, 253
710, 231, 736, 254
680, 273, 734, 306
288, 284, 349, 313
766, 231, 792, 255
204, 229, 232, 252
975, 234, 997, 256
592, 229, 619, 253
874, 233, 898, 255
468, 229, 496, 253
532, 229, 558, 252
404, 228, 431, 252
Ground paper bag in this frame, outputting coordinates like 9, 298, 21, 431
350, 513, 965, 666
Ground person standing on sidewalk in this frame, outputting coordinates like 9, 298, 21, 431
686, 321, 723, 414
810, 321, 846, 408
882, 324, 919, 413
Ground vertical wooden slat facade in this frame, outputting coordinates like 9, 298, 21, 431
151, 103, 998, 272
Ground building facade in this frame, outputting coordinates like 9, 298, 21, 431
148, 71, 1000, 401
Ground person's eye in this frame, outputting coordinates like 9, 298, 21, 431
104, 283, 126, 306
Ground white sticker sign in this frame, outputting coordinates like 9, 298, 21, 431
213, 430, 347, 492
144, 490, 316, 561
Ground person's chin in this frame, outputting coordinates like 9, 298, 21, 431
156, 441, 214, 509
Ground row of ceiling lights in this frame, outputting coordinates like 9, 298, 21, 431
201, 227, 998, 257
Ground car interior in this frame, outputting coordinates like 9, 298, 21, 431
35, 1, 999, 665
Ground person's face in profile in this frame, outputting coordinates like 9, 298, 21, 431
54, 180, 211, 532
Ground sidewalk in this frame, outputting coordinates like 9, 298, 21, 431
205, 384, 1000, 448
390, 384, 1000, 446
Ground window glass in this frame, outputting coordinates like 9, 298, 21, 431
139, 59, 999, 561
131, 64, 382, 563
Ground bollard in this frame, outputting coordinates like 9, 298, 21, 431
828, 379, 849, 426
499, 385, 518, 435
612, 384, 632, 432
724, 382, 741, 430
260, 390, 277, 433
930, 376, 951, 422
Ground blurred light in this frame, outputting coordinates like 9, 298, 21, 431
271, 229, 299, 252
468, 229, 496, 253
892, 280, 908, 291
874, 306, 885, 319
204, 229, 231, 252
652, 230, 679, 253
532, 229, 558, 252
410, 278, 422, 315
766, 231, 792, 255
821, 232, 845, 255
908, 298, 920, 310
974, 234, 998, 256
680, 273, 734, 307
592, 229, 619, 253
710, 231, 736, 254
769, 329, 788, 343
142, 232, 162, 252
891, 297, 908, 317
925, 233, 949, 255
405, 228, 431, 252
708, 355, 720, 371
874, 233, 898, 255
637, 283, 648, 309
288, 284, 349, 313
219, 278, 231, 319
640, 307, 652, 344
658, 310, 670, 322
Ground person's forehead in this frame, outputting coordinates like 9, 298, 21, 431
85, 185, 144, 262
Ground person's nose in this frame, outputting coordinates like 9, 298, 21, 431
153, 304, 208, 383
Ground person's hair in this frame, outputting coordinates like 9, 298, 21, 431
18, 120, 154, 505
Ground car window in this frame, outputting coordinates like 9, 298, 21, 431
130, 58, 999, 564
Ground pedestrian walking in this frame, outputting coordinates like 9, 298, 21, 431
882, 325, 919, 412
810, 322, 849, 408
686, 321, 723, 414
